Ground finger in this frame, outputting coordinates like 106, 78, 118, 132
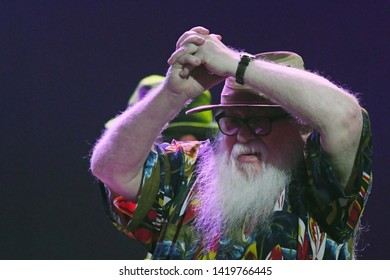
175, 53, 201, 67
176, 32, 206, 50
180, 35, 206, 48
167, 43, 200, 65
210, 34, 222, 41
189, 26, 210, 35
179, 64, 196, 78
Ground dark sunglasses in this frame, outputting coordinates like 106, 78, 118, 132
215, 112, 292, 136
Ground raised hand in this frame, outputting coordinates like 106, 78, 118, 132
165, 26, 226, 99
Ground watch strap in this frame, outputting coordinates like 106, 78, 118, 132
235, 54, 255, 85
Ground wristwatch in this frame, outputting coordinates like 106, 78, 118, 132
235, 54, 256, 85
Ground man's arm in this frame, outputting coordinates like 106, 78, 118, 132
90, 84, 188, 201
244, 58, 362, 190
90, 27, 223, 201
174, 28, 362, 190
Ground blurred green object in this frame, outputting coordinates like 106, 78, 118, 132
105, 75, 218, 142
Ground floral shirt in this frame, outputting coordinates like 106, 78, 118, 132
100, 110, 372, 260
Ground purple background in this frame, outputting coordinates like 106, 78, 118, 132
1, 1, 388, 259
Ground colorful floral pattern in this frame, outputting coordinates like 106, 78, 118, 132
100, 110, 372, 260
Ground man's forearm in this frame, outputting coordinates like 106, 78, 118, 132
244, 59, 360, 132
243, 58, 362, 187
90, 83, 189, 199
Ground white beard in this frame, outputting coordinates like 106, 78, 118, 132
193, 136, 300, 247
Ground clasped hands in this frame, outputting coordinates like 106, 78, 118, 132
166, 26, 239, 97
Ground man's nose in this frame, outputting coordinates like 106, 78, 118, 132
236, 125, 257, 143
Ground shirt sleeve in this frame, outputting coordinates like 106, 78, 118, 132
305, 108, 373, 242
99, 140, 202, 251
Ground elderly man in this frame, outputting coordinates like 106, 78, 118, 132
90, 27, 372, 260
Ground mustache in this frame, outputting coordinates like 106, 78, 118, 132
231, 142, 264, 158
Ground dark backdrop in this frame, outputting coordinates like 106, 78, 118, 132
1, 1, 388, 259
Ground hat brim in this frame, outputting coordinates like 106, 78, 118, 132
186, 104, 282, 115
163, 122, 219, 140
166, 121, 218, 130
